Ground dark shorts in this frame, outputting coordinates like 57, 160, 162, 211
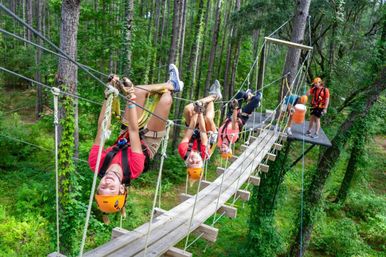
310, 107, 324, 118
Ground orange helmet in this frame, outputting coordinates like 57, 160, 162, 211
187, 167, 203, 180
298, 95, 308, 104
313, 77, 322, 84
221, 151, 233, 159
95, 193, 127, 213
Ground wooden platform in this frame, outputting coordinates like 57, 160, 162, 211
82, 129, 280, 257
288, 121, 332, 147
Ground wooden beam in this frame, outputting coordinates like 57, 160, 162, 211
111, 227, 130, 240
217, 205, 237, 218
216, 167, 225, 176
266, 153, 276, 161
154, 207, 166, 218
249, 175, 261, 186
47, 252, 66, 257
164, 247, 192, 257
236, 189, 251, 201
200, 180, 211, 190
250, 136, 258, 143
273, 143, 283, 151
231, 155, 238, 162
240, 144, 248, 151
265, 36, 313, 51
192, 224, 219, 242
259, 163, 269, 173
179, 193, 193, 202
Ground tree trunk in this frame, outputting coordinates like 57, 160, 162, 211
121, 0, 134, 77
247, 142, 292, 257
177, 0, 187, 71
56, 0, 80, 253
168, 0, 181, 69
195, 0, 211, 99
35, 0, 43, 119
280, 0, 311, 100
204, 0, 222, 95
288, 67, 386, 257
25, 0, 33, 41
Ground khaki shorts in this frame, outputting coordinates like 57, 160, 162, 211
141, 129, 166, 159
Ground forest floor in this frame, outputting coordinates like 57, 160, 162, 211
0, 88, 385, 257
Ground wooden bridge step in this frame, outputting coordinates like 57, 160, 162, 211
164, 247, 192, 257
249, 175, 261, 186
236, 189, 250, 201
216, 167, 225, 176
259, 163, 269, 173
273, 143, 283, 151
192, 224, 218, 242
266, 153, 276, 161
217, 205, 237, 218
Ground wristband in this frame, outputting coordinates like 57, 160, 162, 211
127, 104, 136, 109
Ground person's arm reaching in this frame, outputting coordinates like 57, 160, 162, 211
182, 113, 198, 143
197, 113, 208, 146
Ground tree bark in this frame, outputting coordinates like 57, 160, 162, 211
168, 0, 181, 68
204, 0, 222, 95
280, 0, 311, 100
196, 0, 211, 99
25, 0, 33, 41
288, 67, 386, 257
121, 0, 134, 77
56, 0, 80, 253
35, 0, 43, 119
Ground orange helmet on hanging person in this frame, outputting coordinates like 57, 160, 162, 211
95, 192, 127, 214
187, 167, 203, 180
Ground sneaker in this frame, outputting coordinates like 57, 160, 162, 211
209, 132, 218, 145
286, 127, 293, 136
305, 130, 312, 136
169, 64, 184, 93
311, 133, 319, 139
209, 80, 222, 100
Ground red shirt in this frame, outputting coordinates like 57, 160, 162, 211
88, 144, 145, 180
308, 86, 330, 108
217, 120, 239, 147
178, 141, 209, 160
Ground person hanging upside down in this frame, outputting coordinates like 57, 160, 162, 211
281, 94, 308, 136
306, 77, 330, 139
178, 80, 222, 181
218, 90, 262, 158
88, 64, 183, 222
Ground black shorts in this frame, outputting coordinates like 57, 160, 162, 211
310, 107, 324, 118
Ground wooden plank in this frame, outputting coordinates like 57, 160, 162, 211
240, 144, 248, 151
236, 189, 251, 201
217, 205, 237, 218
259, 163, 269, 173
273, 143, 283, 151
249, 175, 261, 186
265, 36, 313, 51
280, 132, 288, 142
47, 252, 66, 257
230, 155, 238, 162
154, 207, 167, 218
111, 227, 130, 239
164, 247, 192, 257
266, 153, 276, 161
192, 224, 218, 242
216, 167, 225, 176
179, 193, 192, 202
250, 136, 258, 143
199, 180, 211, 190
